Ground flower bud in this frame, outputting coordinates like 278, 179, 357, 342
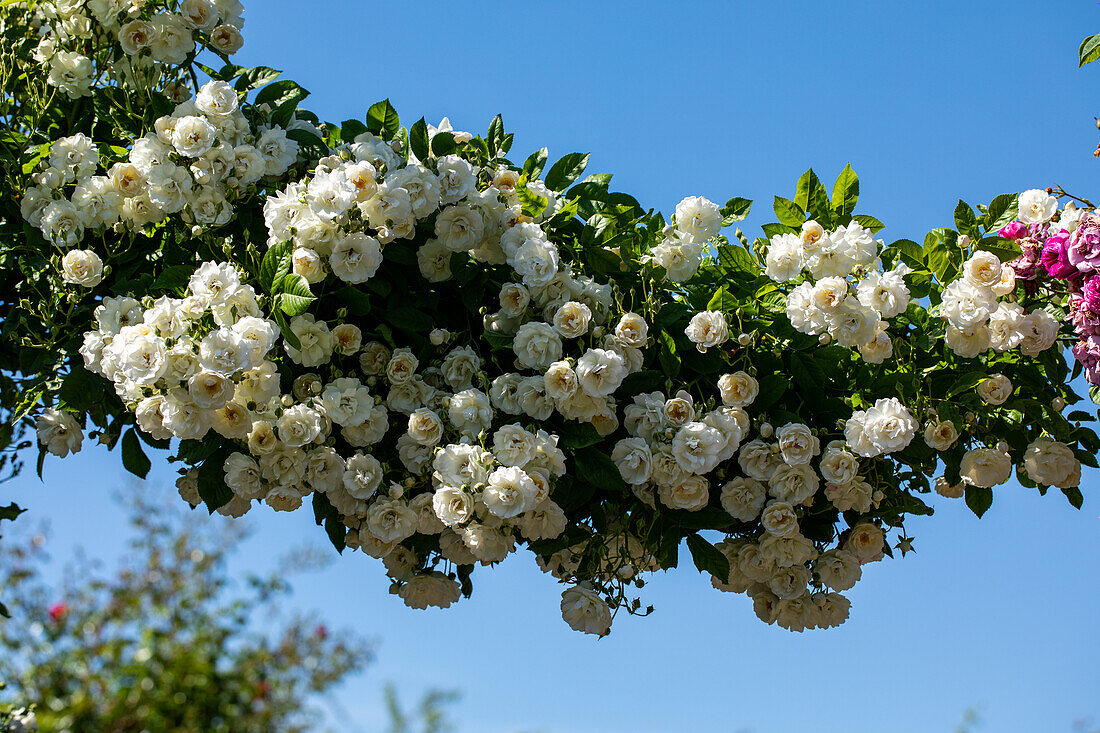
737, 333, 752, 346
1052, 397, 1065, 411
759, 422, 774, 438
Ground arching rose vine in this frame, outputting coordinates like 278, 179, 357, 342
0, 0, 1096, 635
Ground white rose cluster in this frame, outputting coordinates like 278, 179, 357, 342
33, 0, 245, 102
767, 220, 909, 361
940, 250, 1058, 358
643, 195, 722, 283
23, 80, 297, 266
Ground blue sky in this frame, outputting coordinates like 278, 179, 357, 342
7, 1, 1100, 731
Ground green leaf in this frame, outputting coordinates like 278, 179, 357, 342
545, 153, 590, 192
716, 242, 758, 275
0, 502, 25, 522
120, 428, 151, 480
790, 352, 827, 391
384, 305, 435, 333
517, 184, 548, 218
277, 269, 316, 312
721, 197, 752, 224
773, 196, 805, 227
1080, 33, 1100, 67
976, 236, 1023, 263
954, 200, 980, 240
964, 486, 993, 518
923, 229, 959, 285
885, 238, 923, 270
573, 446, 627, 493
558, 421, 603, 450
658, 330, 680, 379
366, 98, 400, 139
431, 131, 457, 157
197, 449, 233, 514
523, 147, 549, 180
234, 66, 281, 91
259, 240, 293, 293
1061, 486, 1084, 509
794, 168, 831, 224
254, 79, 308, 108
985, 193, 1019, 232
273, 309, 299, 351
686, 533, 730, 580
151, 265, 194, 293
852, 214, 885, 233
409, 117, 429, 162
947, 371, 989, 398
830, 163, 859, 220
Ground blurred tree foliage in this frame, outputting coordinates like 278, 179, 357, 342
0, 486, 372, 732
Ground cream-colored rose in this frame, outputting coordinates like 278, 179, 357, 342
960, 447, 1012, 488
552, 300, 592, 339
560, 584, 612, 636
406, 408, 444, 446
976, 373, 1012, 406
761, 500, 799, 537
684, 310, 729, 352
924, 420, 959, 451
717, 371, 759, 408
60, 249, 104, 287
719, 477, 766, 521
845, 522, 885, 563
775, 422, 820, 466
1023, 438, 1080, 488
614, 312, 648, 347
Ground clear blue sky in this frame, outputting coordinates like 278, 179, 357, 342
7, 1, 1100, 731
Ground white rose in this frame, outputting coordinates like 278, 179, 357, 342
659, 475, 710, 511
775, 423, 820, 466
819, 446, 859, 485
36, 408, 83, 457
1023, 438, 1080, 489
435, 204, 484, 252
934, 476, 966, 498
149, 13, 195, 64
513, 321, 563, 371
543, 360, 578, 401
960, 447, 1012, 488
760, 500, 799, 537
963, 250, 1003, 289
440, 345, 481, 391
320, 377, 374, 427
285, 314, 335, 368
461, 522, 514, 564
827, 296, 880, 348
684, 310, 729, 353
407, 408, 444, 446
400, 572, 461, 610
552, 301, 592, 339
171, 116, 217, 159
844, 397, 917, 457
611, 437, 652, 485
60, 249, 104, 287
1017, 188, 1057, 225
40, 200, 85, 247
188, 370, 234, 409
195, 80, 238, 117
738, 439, 782, 482
976, 373, 1012, 406
670, 421, 725, 475
341, 452, 383, 500
277, 404, 322, 448
209, 23, 244, 55
612, 312, 648, 348
845, 522, 885, 563
1018, 310, 1059, 357
856, 269, 910, 319
719, 477, 766, 521
575, 348, 626, 397
448, 388, 493, 437
940, 280, 996, 332
768, 463, 819, 505
674, 195, 721, 242
717, 371, 759, 408
367, 497, 418, 543
484, 465, 537, 518
786, 282, 827, 335
492, 424, 537, 467
815, 549, 862, 591
560, 584, 612, 636
859, 327, 893, 364
223, 452, 262, 499
512, 239, 559, 287
765, 232, 804, 282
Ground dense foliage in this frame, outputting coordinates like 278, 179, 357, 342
0, 0, 1095, 635
0, 487, 371, 732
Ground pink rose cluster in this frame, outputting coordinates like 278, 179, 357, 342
1004, 211, 1100, 383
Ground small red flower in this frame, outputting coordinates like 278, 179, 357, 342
48, 602, 68, 623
